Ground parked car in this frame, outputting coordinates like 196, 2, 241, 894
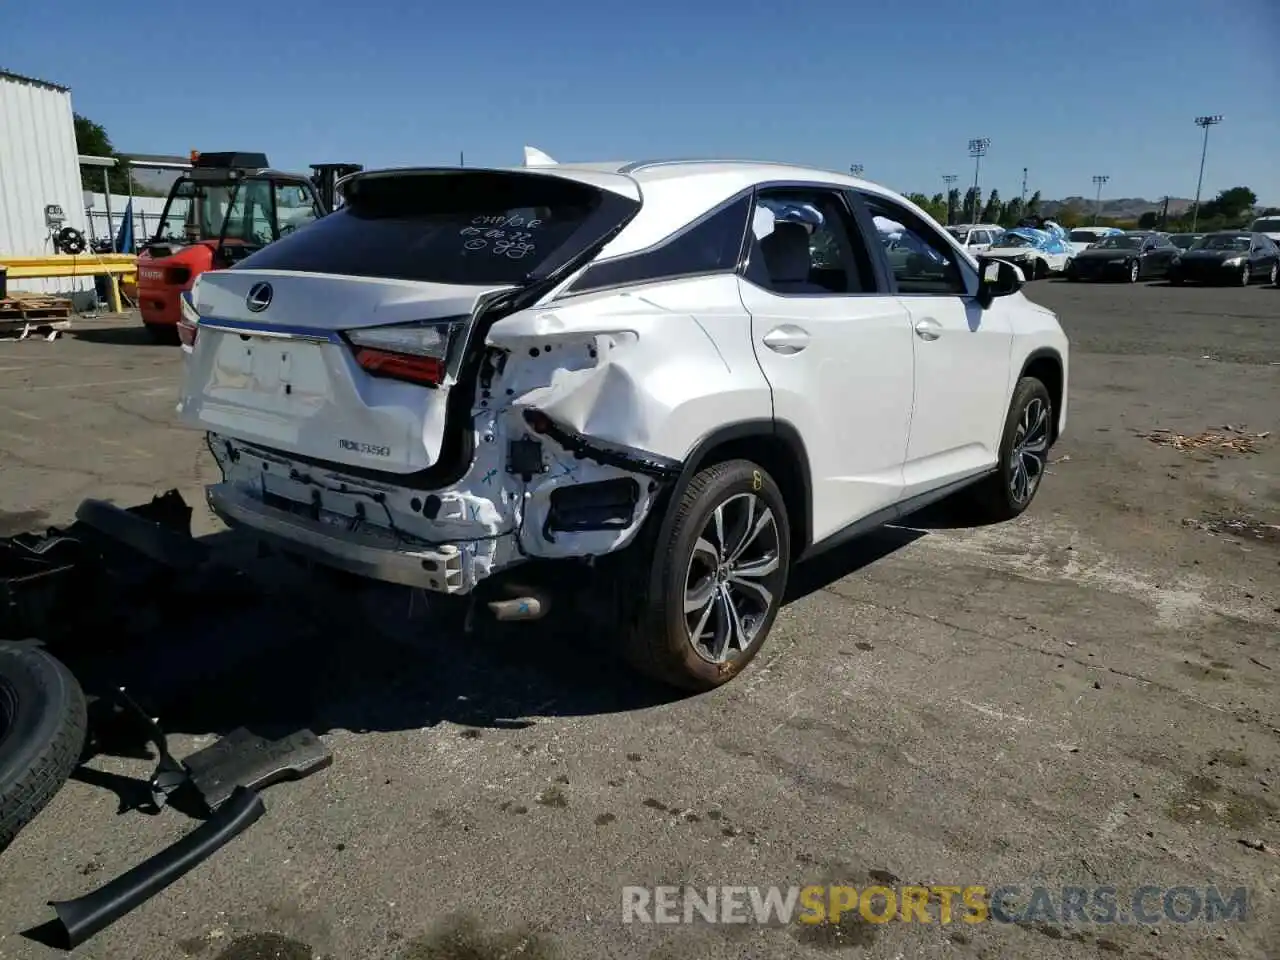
946, 223, 1005, 256
177, 157, 1067, 690
1247, 215, 1280, 244
984, 227, 1072, 279
1064, 232, 1180, 282
1169, 232, 1203, 251
1167, 232, 1280, 286
1066, 226, 1123, 256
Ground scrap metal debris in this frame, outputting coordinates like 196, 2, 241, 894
1137, 426, 1268, 455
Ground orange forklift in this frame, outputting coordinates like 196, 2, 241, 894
136, 152, 361, 343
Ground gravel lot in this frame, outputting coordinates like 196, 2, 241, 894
0, 280, 1277, 960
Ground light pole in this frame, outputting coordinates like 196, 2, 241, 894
1021, 167, 1028, 203
968, 138, 989, 223
1092, 175, 1109, 225
849, 163, 864, 178
942, 174, 958, 224
1191, 115, 1222, 231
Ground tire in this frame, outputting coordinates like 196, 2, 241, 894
1268, 263, 1278, 286
1170, 275, 1183, 286
144, 322, 179, 345
620, 460, 791, 691
0, 641, 87, 854
961, 377, 1053, 523
1127, 259, 1141, 283
1238, 265, 1251, 287
1033, 259, 1048, 280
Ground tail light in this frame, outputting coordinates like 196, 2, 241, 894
343, 319, 464, 388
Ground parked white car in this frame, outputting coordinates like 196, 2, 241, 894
1066, 226, 1123, 256
947, 223, 1005, 255
1247, 215, 1280, 244
984, 230, 1072, 279
178, 155, 1068, 690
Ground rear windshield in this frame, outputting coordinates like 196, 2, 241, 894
234, 170, 613, 285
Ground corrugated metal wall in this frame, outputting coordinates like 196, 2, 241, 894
0, 74, 91, 295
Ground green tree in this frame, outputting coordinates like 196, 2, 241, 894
946, 188, 960, 225
906, 192, 948, 224
962, 186, 980, 222
73, 114, 158, 195
1201, 186, 1257, 223
980, 188, 1002, 224
1026, 190, 1042, 217
1000, 197, 1024, 227
1137, 211, 1159, 229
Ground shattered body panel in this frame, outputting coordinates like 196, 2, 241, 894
207, 276, 767, 594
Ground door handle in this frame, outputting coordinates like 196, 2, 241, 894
914, 318, 942, 341
762, 325, 810, 354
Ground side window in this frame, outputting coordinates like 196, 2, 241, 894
275, 183, 320, 235
569, 195, 750, 294
861, 194, 969, 296
744, 188, 874, 295
972, 230, 989, 245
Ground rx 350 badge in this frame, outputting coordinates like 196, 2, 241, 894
339, 439, 391, 458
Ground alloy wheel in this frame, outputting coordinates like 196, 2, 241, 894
684, 493, 784, 664
1009, 396, 1050, 506
1129, 260, 1140, 282
1269, 263, 1278, 286
1240, 265, 1251, 286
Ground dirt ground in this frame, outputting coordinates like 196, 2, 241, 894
0, 279, 1277, 960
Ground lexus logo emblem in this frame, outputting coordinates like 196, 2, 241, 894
246, 282, 273, 313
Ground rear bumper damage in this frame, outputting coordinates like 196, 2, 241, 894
205, 402, 676, 595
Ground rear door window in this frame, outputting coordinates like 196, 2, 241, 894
235, 171, 636, 286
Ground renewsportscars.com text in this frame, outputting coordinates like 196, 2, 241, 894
621, 885, 1249, 926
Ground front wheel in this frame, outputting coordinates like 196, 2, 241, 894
621, 460, 791, 691
1238, 265, 1251, 287
1127, 259, 1141, 283
1268, 262, 1278, 286
961, 377, 1053, 523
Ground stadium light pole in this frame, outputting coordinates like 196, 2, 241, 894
1191, 115, 1222, 231
968, 138, 990, 222
942, 174, 958, 225
1092, 175, 1109, 225
849, 163, 864, 178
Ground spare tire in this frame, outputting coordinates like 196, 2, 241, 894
0, 641, 86, 854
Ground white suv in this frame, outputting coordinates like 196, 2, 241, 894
178, 157, 1068, 690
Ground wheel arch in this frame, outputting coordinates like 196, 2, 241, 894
1018, 347, 1064, 444
648, 419, 813, 568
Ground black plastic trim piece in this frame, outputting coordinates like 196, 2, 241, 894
546, 477, 640, 533
523, 410, 680, 479
47, 787, 265, 949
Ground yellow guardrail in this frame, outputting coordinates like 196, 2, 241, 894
0, 254, 137, 312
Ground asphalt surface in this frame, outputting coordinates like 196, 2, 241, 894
0, 279, 1277, 960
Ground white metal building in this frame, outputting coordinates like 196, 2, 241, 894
0, 69, 92, 295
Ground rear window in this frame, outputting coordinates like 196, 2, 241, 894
234, 170, 614, 285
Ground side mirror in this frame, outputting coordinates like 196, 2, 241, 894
976, 257, 1023, 307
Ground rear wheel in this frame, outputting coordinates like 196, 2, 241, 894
620, 460, 790, 691
960, 377, 1053, 523
0, 641, 87, 853
1033, 259, 1049, 280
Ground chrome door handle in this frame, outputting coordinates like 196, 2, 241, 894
914, 318, 942, 341
762, 325, 810, 354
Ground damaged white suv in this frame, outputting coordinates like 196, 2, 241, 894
178, 156, 1068, 690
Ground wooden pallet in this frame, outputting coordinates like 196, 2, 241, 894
0, 296, 74, 339
0, 296, 73, 322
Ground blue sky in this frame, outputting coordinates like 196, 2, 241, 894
6, 0, 1279, 203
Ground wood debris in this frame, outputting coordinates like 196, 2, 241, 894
1137, 427, 1266, 455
